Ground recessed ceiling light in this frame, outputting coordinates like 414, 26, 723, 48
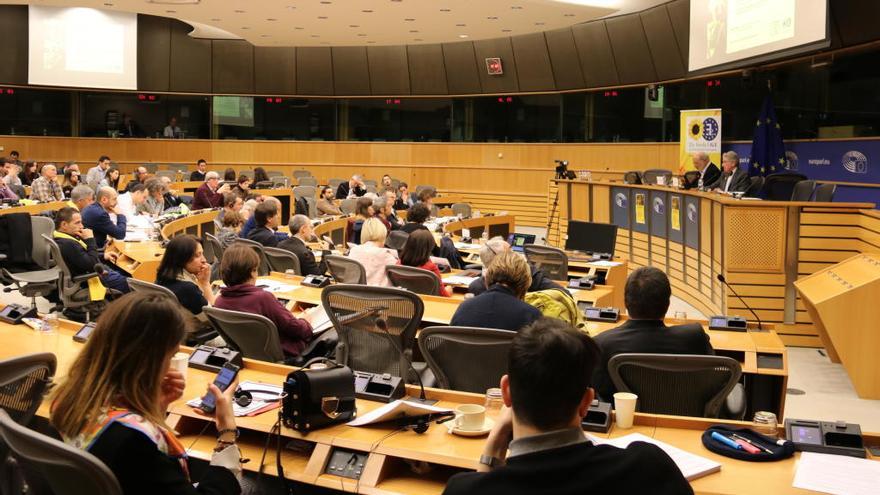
440, 8, 451, 12
294, 26, 304, 30
487, 16, 498, 20
502, 29, 512, 32
564, 13, 575, 17
357, 33, 367, 36
458, 34, 468, 38
362, 9, 373, 13
241, 26, 249, 29
166, 10, 176, 13
535, 22, 545, 25
320, 0, 332, 3
511, 6, 523, 9
317, 16, 328, 19
103, 2, 114, 6
211, 18, 221, 21
311, 34, 320, 38
409, 30, 419, 33
455, 23, 466, 27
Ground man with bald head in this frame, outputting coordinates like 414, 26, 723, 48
124, 166, 149, 193
467, 236, 563, 297
687, 152, 720, 190
81, 186, 127, 247
29, 163, 64, 202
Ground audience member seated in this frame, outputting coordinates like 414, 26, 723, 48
593, 266, 714, 401
373, 196, 396, 232
68, 185, 95, 211
708, 151, 750, 193
82, 187, 127, 247
442, 318, 692, 495
398, 229, 451, 297
215, 245, 315, 357
2, 157, 22, 189
278, 214, 328, 276
85, 155, 111, 187
347, 197, 374, 245
190, 159, 208, 181
231, 175, 251, 200
18, 160, 37, 186
29, 163, 64, 202
161, 177, 184, 209
193, 171, 231, 210
223, 168, 236, 181
336, 174, 366, 199
241, 197, 288, 240
317, 186, 342, 216
155, 235, 216, 315
347, 218, 398, 286
53, 207, 130, 294
382, 190, 404, 228
468, 237, 563, 296
61, 168, 81, 197
0, 170, 18, 200
50, 293, 241, 495
246, 200, 282, 247
417, 187, 436, 210
124, 166, 149, 193
450, 251, 541, 331
687, 151, 721, 190
400, 203, 431, 234
215, 193, 243, 229
138, 179, 167, 216
217, 210, 244, 248
252, 167, 270, 185
99, 166, 121, 191
380, 174, 394, 193
115, 183, 148, 218
394, 181, 414, 210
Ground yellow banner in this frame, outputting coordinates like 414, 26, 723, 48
635, 193, 646, 225
671, 196, 681, 231
679, 108, 722, 174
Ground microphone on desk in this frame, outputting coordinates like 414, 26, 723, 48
716, 274, 763, 331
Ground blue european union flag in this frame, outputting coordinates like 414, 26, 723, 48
748, 94, 786, 177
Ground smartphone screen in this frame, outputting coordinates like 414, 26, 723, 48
200, 363, 240, 413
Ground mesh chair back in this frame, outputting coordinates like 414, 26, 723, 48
418, 327, 514, 393
264, 247, 301, 275
451, 203, 472, 217
328, 178, 345, 189
745, 176, 764, 198
0, 353, 56, 427
365, 185, 378, 194
385, 265, 441, 296
155, 170, 177, 181
203, 307, 285, 362
233, 238, 271, 276
608, 353, 742, 418
322, 285, 423, 379
340, 198, 358, 215
790, 180, 816, 201
0, 410, 122, 495
385, 230, 409, 251
305, 197, 317, 218
683, 171, 701, 188
813, 183, 836, 202
298, 177, 318, 187
204, 233, 225, 265
390, 179, 401, 190
363, 180, 378, 187
128, 279, 177, 300
523, 244, 569, 280
42, 235, 91, 309
325, 255, 366, 284
763, 172, 808, 201
642, 169, 673, 185
293, 170, 312, 179
415, 185, 436, 196
293, 186, 316, 201
624, 171, 642, 184
31, 216, 55, 269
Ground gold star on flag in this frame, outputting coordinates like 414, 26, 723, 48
761, 167, 766, 173
775, 123, 781, 129
754, 161, 760, 168
770, 166, 776, 171
778, 158, 785, 164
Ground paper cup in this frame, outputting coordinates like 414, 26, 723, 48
613, 392, 638, 429
170, 352, 189, 379
454, 404, 486, 431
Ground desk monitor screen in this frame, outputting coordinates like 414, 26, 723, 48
507, 233, 536, 253
565, 221, 618, 255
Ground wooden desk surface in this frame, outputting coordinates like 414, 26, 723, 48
0, 200, 67, 216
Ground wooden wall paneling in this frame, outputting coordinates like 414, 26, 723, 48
510, 33, 556, 92
137, 15, 171, 92
296, 47, 333, 96
639, 5, 686, 80
571, 21, 620, 87
169, 20, 212, 93
604, 14, 658, 84
442, 42, 482, 94
332, 47, 371, 96
472, 38, 520, 94
367, 45, 411, 95
212, 40, 254, 94
406, 44, 449, 95
544, 28, 586, 90
665, 0, 690, 70
254, 47, 296, 95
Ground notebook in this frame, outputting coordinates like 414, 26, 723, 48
587, 432, 721, 481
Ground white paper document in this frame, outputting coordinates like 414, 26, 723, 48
793, 452, 880, 495
255, 278, 298, 293
347, 399, 452, 427
587, 432, 721, 481
443, 275, 478, 286
590, 260, 623, 267
454, 242, 482, 250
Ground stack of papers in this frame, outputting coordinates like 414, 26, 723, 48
348, 399, 452, 427
124, 230, 151, 242
186, 381, 284, 417
255, 279, 298, 293
590, 260, 622, 267
443, 275, 478, 286
587, 432, 721, 481
454, 242, 482, 250
793, 452, 880, 495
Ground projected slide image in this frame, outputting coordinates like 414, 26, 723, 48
727, 0, 795, 54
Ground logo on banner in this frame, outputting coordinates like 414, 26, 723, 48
615, 193, 628, 208
687, 203, 698, 223
701, 118, 720, 141
784, 151, 799, 171
653, 197, 665, 214
842, 151, 868, 174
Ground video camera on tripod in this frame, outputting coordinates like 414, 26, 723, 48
555, 159, 575, 180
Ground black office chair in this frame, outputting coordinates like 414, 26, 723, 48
608, 353, 744, 419
2, 217, 60, 310
418, 327, 515, 393
790, 180, 816, 201
763, 172, 808, 201
42, 235, 101, 322
264, 247, 302, 275
812, 183, 836, 202
385, 265, 442, 296
682, 171, 701, 189
232, 238, 271, 276
523, 244, 569, 281
744, 176, 765, 198
203, 307, 286, 363
623, 171, 642, 185
325, 255, 366, 284
642, 169, 673, 185
384, 230, 409, 251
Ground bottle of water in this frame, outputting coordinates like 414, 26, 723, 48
40, 312, 59, 334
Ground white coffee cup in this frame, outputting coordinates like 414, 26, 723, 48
613, 392, 638, 429
454, 404, 486, 431
170, 352, 189, 379
656, 176, 667, 186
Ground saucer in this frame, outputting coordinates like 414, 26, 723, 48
446, 417, 494, 437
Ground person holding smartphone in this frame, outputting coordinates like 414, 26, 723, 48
50, 293, 241, 495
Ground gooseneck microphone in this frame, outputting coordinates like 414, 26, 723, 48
717, 274, 763, 331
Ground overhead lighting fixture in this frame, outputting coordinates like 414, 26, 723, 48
459, 34, 469, 38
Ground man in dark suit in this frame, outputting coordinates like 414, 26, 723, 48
687, 152, 721, 190
708, 151, 751, 193
335, 174, 366, 200
278, 214, 328, 276
592, 266, 714, 401
443, 318, 693, 495
246, 201, 281, 247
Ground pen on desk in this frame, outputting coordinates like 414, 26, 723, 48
710, 431, 742, 450
733, 438, 761, 454
730, 433, 773, 454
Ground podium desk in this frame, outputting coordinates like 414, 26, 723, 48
2, 317, 874, 495
548, 179, 877, 347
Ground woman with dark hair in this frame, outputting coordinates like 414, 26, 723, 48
155, 235, 215, 315
232, 174, 251, 200
19, 160, 38, 186
61, 168, 81, 197
51, 292, 241, 495
100, 166, 121, 191
252, 167, 270, 185
347, 197, 374, 245
400, 203, 430, 234
223, 168, 236, 181
398, 229, 451, 297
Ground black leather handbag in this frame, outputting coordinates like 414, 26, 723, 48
281, 361, 357, 432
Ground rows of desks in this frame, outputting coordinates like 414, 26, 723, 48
0, 318, 871, 495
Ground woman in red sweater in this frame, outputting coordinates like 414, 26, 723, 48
214, 245, 314, 357
398, 229, 452, 297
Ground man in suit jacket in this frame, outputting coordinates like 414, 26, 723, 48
593, 266, 714, 401
278, 214, 328, 276
246, 201, 281, 247
708, 151, 751, 193
192, 171, 230, 210
190, 159, 208, 182
443, 318, 693, 495
335, 175, 366, 200
686, 152, 721, 190
81, 187, 127, 248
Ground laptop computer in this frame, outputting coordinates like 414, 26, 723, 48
507, 233, 536, 253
